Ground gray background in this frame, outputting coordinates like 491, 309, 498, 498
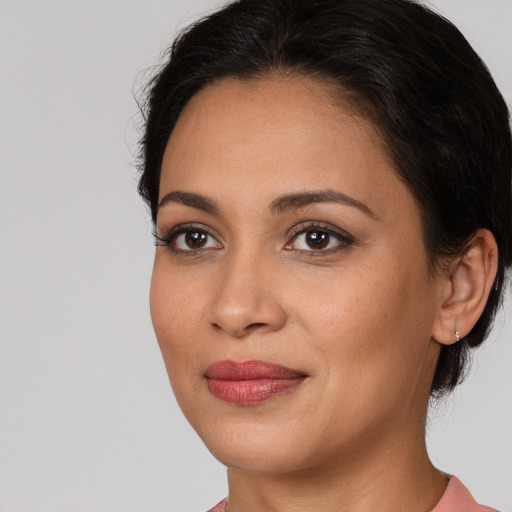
1, 1, 511, 511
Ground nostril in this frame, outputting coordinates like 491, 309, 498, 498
211, 321, 271, 337
247, 322, 267, 330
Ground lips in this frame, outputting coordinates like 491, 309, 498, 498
205, 360, 307, 405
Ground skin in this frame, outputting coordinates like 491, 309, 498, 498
150, 76, 497, 512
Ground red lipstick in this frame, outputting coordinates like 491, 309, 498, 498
205, 360, 306, 405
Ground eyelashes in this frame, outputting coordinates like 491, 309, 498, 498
153, 224, 221, 252
154, 221, 354, 256
285, 222, 354, 254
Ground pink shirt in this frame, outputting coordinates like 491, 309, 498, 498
432, 476, 498, 512
207, 476, 498, 512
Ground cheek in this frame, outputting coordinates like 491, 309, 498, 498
149, 261, 219, 428
299, 256, 435, 398
149, 258, 207, 383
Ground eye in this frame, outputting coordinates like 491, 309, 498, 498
154, 225, 222, 252
285, 223, 354, 253
174, 230, 219, 250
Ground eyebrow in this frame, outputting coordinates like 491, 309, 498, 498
158, 188, 376, 219
269, 189, 377, 218
158, 191, 220, 214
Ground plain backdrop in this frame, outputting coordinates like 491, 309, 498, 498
1, 1, 511, 511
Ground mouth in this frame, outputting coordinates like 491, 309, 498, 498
204, 360, 307, 405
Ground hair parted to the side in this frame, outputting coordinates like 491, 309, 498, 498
137, 0, 512, 396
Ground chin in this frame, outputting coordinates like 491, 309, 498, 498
191, 415, 322, 474
209, 443, 310, 475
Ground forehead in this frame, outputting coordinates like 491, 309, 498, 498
165, 75, 383, 162
159, 75, 414, 223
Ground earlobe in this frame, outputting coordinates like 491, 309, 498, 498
432, 229, 498, 346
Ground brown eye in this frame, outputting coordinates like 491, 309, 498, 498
305, 231, 330, 249
286, 225, 353, 253
172, 229, 221, 251
185, 231, 208, 248
154, 225, 223, 253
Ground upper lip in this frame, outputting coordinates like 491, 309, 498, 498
205, 360, 306, 380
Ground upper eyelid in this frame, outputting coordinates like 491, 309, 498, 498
288, 221, 354, 240
157, 222, 219, 238
154, 223, 222, 247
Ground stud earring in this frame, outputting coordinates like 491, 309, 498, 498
455, 330, 460, 342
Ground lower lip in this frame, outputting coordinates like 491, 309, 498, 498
207, 377, 306, 405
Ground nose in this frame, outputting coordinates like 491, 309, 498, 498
208, 250, 287, 338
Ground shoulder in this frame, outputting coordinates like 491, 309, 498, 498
207, 498, 228, 512
432, 476, 499, 512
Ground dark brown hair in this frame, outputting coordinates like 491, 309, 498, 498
137, 0, 512, 395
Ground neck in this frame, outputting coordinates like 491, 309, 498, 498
226, 429, 448, 512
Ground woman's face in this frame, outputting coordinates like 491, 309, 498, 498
151, 76, 445, 474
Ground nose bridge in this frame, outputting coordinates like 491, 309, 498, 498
209, 242, 286, 337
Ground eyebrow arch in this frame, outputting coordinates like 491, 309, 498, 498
269, 189, 377, 219
158, 191, 220, 214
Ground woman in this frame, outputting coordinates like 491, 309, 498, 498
137, 0, 511, 510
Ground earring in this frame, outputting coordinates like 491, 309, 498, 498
455, 330, 460, 342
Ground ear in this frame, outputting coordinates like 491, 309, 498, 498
432, 229, 498, 346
